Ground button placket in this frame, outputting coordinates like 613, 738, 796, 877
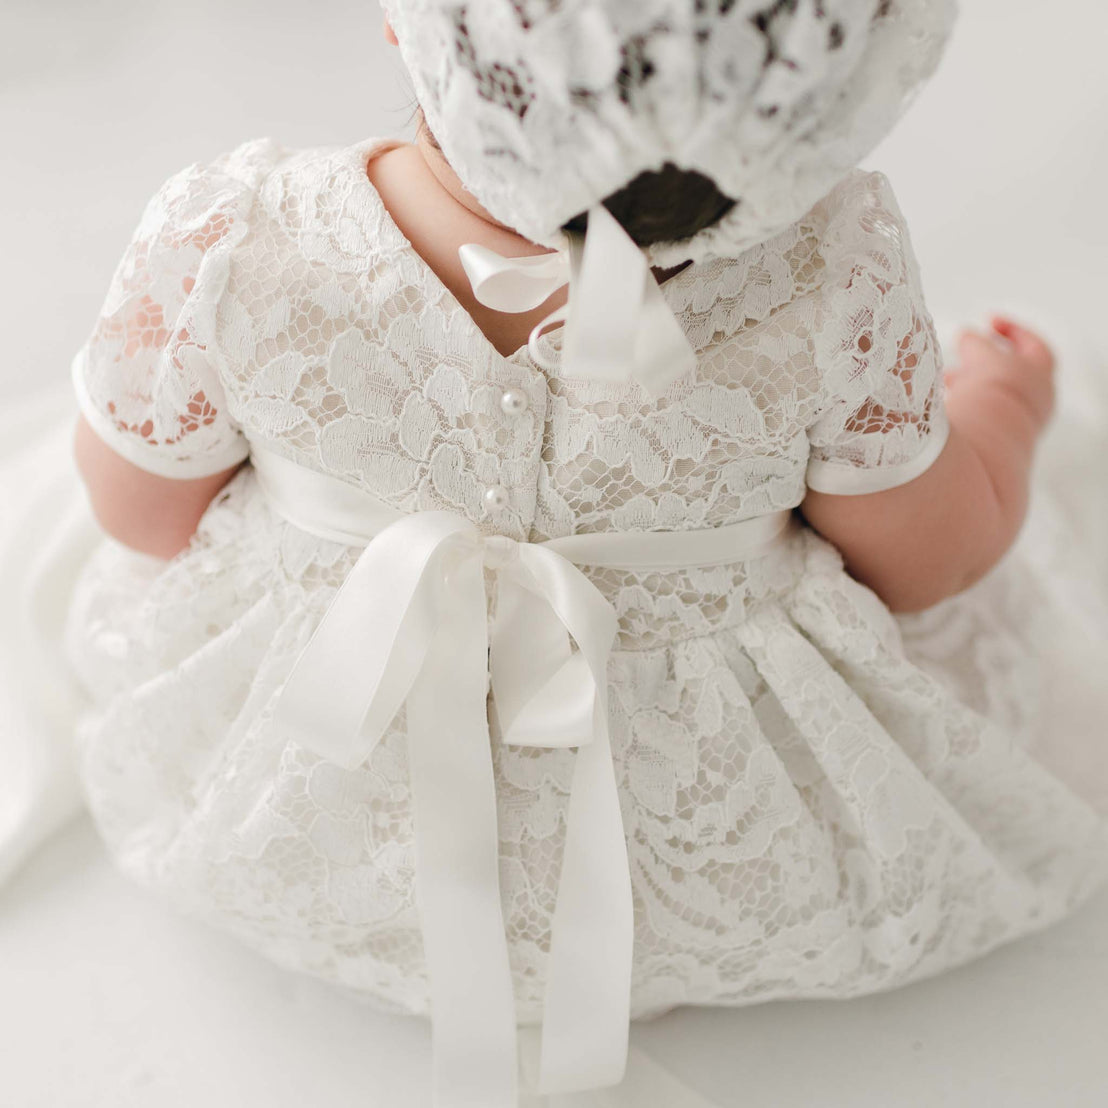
478, 365, 546, 535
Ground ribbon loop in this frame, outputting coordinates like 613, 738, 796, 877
272, 510, 478, 769
458, 204, 697, 397
459, 242, 571, 314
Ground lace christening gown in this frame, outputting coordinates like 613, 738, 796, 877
36, 137, 1108, 1020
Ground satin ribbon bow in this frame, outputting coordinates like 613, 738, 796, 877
459, 203, 697, 397
271, 510, 634, 1107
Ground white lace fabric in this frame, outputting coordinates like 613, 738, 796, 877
66, 140, 1108, 1027
70, 145, 268, 478
380, 0, 957, 263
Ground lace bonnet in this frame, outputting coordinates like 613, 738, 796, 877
380, 0, 956, 266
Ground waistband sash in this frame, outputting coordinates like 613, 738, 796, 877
252, 445, 792, 1107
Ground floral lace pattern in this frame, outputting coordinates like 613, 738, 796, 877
71, 143, 279, 478
67, 142, 1108, 1025
75, 140, 947, 516
379, 0, 956, 263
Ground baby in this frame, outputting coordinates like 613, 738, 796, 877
76, 22, 1055, 620
75, 165, 1056, 609
26, 2, 1107, 1104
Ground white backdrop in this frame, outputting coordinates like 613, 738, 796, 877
2, 2, 1107, 1106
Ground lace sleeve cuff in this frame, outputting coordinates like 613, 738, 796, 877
71, 349, 251, 480
805, 414, 949, 496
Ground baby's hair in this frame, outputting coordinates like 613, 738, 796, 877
562, 166, 736, 247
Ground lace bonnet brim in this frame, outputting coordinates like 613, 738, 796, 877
380, 0, 957, 266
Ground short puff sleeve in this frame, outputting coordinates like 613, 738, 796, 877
71, 141, 276, 478
805, 172, 948, 495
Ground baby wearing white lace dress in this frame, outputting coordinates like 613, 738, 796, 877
30, 0, 1108, 1104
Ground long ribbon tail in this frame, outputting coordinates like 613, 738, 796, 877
539, 685, 633, 1094
406, 548, 520, 1108
563, 204, 696, 397
520, 1036, 725, 1108
512, 546, 634, 1096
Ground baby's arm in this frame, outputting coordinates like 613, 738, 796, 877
68, 146, 272, 561
74, 415, 243, 560
801, 317, 1055, 613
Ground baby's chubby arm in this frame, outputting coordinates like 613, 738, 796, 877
74, 416, 243, 560
800, 317, 1055, 613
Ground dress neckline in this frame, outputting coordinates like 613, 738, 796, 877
347, 137, 701, 372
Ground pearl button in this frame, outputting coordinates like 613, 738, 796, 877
483, 485, 510, 512
499, 387, 528, 417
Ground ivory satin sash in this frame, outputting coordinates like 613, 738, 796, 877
253, 445, 793, 1107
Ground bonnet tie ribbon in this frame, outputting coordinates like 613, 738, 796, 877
459, 203, 697, 397
270, 509, 633, 1106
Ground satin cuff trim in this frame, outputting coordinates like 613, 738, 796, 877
805, 417, 950, 496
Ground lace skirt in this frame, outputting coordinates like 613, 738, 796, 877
2, 375, 1107, 1023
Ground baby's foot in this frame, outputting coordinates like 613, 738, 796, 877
945, 315, 1056, 433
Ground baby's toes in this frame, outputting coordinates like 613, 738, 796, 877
956, 328, 1003, 371
990, 316, 1055, 374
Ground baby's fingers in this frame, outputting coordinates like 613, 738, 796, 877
990, 316, 1054, 373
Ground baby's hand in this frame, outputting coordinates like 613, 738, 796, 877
944, 316, 1056, 437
